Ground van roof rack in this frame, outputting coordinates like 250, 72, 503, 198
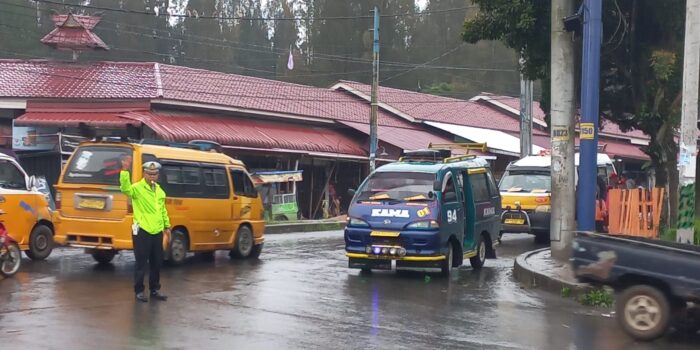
400, 149, 451, 163
138, 139, 201, 150
428, 142, 487, 154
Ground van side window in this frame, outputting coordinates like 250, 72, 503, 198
203, 167, 230, 199
231, 170, 258, 198
0, 160, 26, 190
470, 173, 490, 202
443, 176, 457, 202
486, 171, 499, 198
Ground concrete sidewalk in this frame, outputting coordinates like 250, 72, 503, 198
513, 247, 593, 297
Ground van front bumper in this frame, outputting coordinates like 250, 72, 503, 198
346, 252, 446, 270
500, 210, 550, 234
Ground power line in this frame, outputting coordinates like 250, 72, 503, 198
1, 3, 517, 73
33, 0, 477, 21
381, 43, 467, 83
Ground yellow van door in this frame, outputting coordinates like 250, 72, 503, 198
160, 163, 224, 250
201, 167, 233, 247
0, 189, 37, 246
229, 168, 258, 240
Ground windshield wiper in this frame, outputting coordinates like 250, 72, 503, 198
404, 195, 432, 201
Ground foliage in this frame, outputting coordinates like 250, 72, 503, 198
560, 287, 572, 298
463, 0, 551, 122
578, 288, 614, 308
463, 0, 688, 225
661, 218, 700, 244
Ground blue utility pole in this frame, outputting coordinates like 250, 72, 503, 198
369, 6, 380, 172
577, 0, 602, 231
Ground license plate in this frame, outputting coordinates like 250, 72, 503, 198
79, 198, 106, 210
504, 218, 525, 225
370, 231, 401, 237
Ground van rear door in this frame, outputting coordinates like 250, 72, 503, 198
57, 145, 133, 221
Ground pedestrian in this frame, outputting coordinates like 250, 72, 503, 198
120, 156, 171, 303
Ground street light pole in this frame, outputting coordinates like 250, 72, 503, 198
576, 0, 602, 232
677, 0, 700, 244
369, 6, 380, 172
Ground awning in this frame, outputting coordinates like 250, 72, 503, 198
122, 112, 367, 159
339, 121, 493, 158
599, 139, 648, 161
426, 121, 544, 157
14, 112, 140, 128
251, 170, 303, 184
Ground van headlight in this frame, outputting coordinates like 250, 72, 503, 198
347, 217, 370, 227
535, 205, 551, 213
405, 220, 440, 230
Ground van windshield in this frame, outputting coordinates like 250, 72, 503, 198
499, 173, 551, 192
356, 172, 436, 202
63, 146, 133, 185
0, 160, 26, 189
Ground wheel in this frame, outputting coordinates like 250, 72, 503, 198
616, 285, 671, 341
167, 230, 188, 266
25, 225, 53, 261
470, 237, 487, 269
1, 243, 22, 277
249, 243, 263, 259
440, 242, 454, 276
196, 251, 215, 261
274, 215, 288, 221
534, 231, 550, 244
91, 250, 116, 264
230, 226, 254, 259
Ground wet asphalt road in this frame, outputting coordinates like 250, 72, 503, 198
1, 231, 698, 350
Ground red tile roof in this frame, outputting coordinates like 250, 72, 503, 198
41, 14, 108, 51
334, 80, 549, 135
0, 60, 411, 127
51, 14, 102, 30
122, 112, 367, 157
600, 139, 648, 161
339, 121, 488, 156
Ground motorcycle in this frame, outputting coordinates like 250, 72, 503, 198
0, 210, 21, 277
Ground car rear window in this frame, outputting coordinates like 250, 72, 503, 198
63, 146, 133, 185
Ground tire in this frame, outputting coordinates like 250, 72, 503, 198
616, 285, 672, 341
167, 230, 188, 266
25, 225, 53, 261
534, 231, 550, 244
440, 242, 454, 276
470, 237, 487, 269
230, 226, 254, 259
91, 250, 116, 264
249, 244, 263, 259
1, 243, 22, 277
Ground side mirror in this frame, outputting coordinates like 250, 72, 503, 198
433, 180, 441, 192
347, 189, 356, 197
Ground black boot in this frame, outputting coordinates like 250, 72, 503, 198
150, 290, 168, 301
135, 292, 148, 303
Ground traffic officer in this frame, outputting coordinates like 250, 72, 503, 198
120, 156, 171, 302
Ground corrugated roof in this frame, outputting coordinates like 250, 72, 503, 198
122, 112, 367, 157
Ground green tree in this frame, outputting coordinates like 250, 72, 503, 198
463, 0, 687, 225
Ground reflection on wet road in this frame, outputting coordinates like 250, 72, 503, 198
1, 231, 698, 349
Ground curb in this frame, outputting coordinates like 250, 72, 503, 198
265, 221, 345, 234
513, 248, 593, 297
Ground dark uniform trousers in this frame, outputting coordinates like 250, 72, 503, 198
133, 228, 164, 294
